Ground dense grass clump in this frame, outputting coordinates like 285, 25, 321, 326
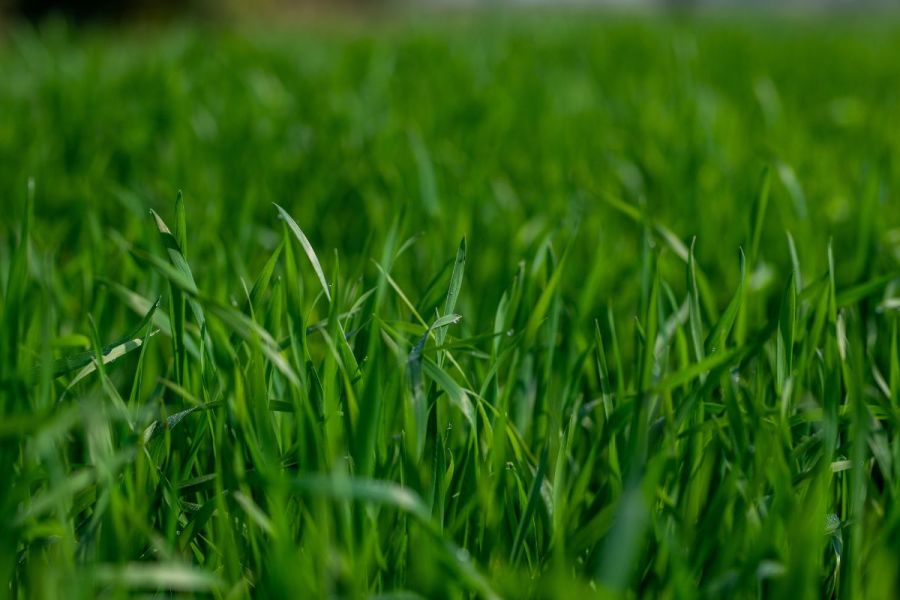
2, 17, 900, 598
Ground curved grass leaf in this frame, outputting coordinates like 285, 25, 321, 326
49, 297, 160, 379
275, 203, 332, 302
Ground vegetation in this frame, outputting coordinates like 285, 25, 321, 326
2, 16, 900, 598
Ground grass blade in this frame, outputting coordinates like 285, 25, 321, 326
275, 203, 332, 302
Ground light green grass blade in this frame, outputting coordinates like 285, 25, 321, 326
275, 203, 332, 302
92, 562, 223, 593
49, 297, 160, 379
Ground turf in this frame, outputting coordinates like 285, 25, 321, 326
2, 15, 900, 599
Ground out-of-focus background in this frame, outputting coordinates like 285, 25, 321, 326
3, 0, 899, 24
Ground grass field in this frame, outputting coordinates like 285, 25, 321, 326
3, 15, 900, 598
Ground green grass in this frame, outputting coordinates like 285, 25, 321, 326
3, 15, 900, 598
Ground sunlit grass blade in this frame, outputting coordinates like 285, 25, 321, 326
91, 562, 223, 593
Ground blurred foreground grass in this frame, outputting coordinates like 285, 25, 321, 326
2, 15, 900, 598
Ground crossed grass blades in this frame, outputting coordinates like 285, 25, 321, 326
3, 19, 900, 600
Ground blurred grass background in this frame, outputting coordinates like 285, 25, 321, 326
2, 16, 899, 331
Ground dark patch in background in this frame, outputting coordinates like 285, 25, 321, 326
5, 0, 213, 22
4, 0, 384, 23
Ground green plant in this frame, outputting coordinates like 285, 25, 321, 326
2, 17, 900, 598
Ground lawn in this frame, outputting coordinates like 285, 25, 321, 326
2, 14, 900, 598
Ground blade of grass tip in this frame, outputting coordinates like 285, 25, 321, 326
524, 244, 569, 343
100, 280, 201, 360
275, 203, 331, 303
748, 166, 771, 267
687, 238, 705, 363
149, 210, 201, 297
393, 231, 421, 264
128, 318, 154, 409
776, 273, 797, 397
148, 206, 214, 373
705, 248, 745, 355
786, 230, 803, 293
734, 167, 770, 346
246, 241, 284, 312
437, 237, 465, 363
170, 191, 188, 386
228, 241, 284, 348
50, 297, 161, 379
